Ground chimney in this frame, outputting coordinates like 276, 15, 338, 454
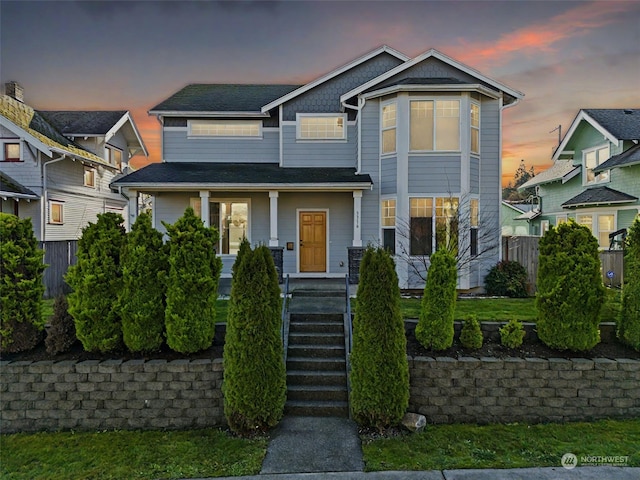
5, 81, 24, 103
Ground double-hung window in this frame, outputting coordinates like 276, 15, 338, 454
2, 143, 20, 162
381, 103, 397, 154
470, 103, 480, 154
583, 145, 610, 185
189, 120, 261, 138
381, 198, 396, 254
409, 197, 460, 256
297, 114, 346, 140
106, 146, 123, 170
410, 100, 460, 151
49, 201, 63, 224
83, 167, 96, 188
577, 213, 615, 248
410, 198, 434, 255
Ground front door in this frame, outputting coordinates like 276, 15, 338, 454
299, 211, 326, 272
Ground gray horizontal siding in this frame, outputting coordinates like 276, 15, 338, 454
163, 129, 279, 163
408, 156, 461, 194
360, 100, 381, 244
470, 157, 479, 194
381, 156, 397, 195
281, 125, 356, 168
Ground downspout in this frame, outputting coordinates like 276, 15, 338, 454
41, 153, 66, 242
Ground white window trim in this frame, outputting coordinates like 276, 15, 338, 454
83, 166, 97, 188
409, 96, 462, 153
295, 113, 347, 141
187, 119, 263, 139
470, 101, 480, 156
211, 198, 251, 257
106, 145, 124, 170
380, 101, 397, 156
575, 210, 618, 249
582, 143, 610, 186
2, 141, 22, 162
556, 214, 568, 225
49, 200, 64, 225
408, 195, 461, 257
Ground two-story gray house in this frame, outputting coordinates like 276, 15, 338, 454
114, 46, 523, 289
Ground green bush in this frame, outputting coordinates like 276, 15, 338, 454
164, 207, 222, 354
119, 213, 168, 352
460, 315, 483, 349
66, 212, 126, 353
350, 247, 409, 429
415, 249, 457, 351
0, 213, 46, 353
619, 217, 640, 350
223, 244, 286, 434
499, 319, 525, 349
484, 260, 529, 298
536, 220, 605, 351
45, 295, 76, 355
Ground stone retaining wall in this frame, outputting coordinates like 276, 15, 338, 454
408, 356, 640, 424
0, 358, 224, 434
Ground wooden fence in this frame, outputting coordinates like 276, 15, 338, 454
502, 236, 624, 294
40, 241, 77, 299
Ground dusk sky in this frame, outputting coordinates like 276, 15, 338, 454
1, 0, 639, 185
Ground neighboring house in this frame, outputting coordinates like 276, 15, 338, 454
501, 201, 536, 236
519, 109, 640, 248
113, 46, 523, 289
0, 82, 147, 241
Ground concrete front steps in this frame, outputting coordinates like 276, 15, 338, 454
285, 312, 349, 417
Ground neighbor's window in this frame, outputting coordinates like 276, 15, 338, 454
470, 103, 480, 154
410, 198, 433, 256
189, 120, 261, 137
381, 199, 396, 254
584, 145, 610, 185
577, 213, 615, 248
3, 143, 20, 162
381, 102, 397, 154
556, 215, 567, 225
297, 115, 345, 140
83, 167, 96, 188
106, 147, 123, 171
49, 201, 63, 224
470, 198, 479, 256
410, 100, 460, 151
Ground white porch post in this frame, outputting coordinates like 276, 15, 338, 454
352, 190, 362, 247
269, 190, 279, 246
199, 191, 210, 228
127, 189, 138, 231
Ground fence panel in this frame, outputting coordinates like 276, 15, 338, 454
600, 250, 624, 287
40, 241, 78, 299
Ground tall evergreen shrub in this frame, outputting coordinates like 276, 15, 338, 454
163, 207, 222, 354
619, 217, 640, 350
66, 212, 125, 353
118, 213, 168, 352
536, 220, 605, 351
223, 245, 286, 434
415, 249, 457, 350
0, 213, 46, 353
350, 247, 409, 429
45, 295, 76, 355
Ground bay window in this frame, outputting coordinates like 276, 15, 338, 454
470, 103, 480, 154
381, 103, 396, 154
381, 198, 396, 254
470, 198, 479, 256
410, 100, 460, 151
409, 197, 459, 255
577, 213, 615, 248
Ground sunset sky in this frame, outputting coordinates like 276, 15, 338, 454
1, 0, 638, 185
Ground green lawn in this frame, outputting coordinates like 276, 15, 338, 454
363, 418, 640, 471
1, 428, 267, 480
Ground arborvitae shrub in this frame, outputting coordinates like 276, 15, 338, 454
164, 207, 222, 354
0, 213, 46, 353
119, 213, 168, 352
499, 319, 525, 349
619, 217, 640, 350
223, 244, 286, 434
66, 212, 126, 353
460, 315, 483, 349
350, 247, 409, 429
484, 260, 529, 298
536, 220, 605, 351
45, 295, 76, 355
415, 249, 457, 351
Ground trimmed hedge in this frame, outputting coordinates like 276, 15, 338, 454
350, 247, 409, 429
460, 315, 483, 349
499, 319, 525, 349
619, 217, 640, 350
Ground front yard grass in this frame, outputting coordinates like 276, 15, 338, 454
1, 428, 267, 480
362, 418, 640, 471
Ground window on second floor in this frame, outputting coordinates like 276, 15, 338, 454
583, 144, 610, 185
297, 114, 346, 140
410, 100, 460, 152
189, 120, 261, 138
106, 146, 123, 171
470, 103, 480, 154
2, 143, 20, 162
381, 102, 397, 154
83, 167, 96, 188
49, 201, 63, 224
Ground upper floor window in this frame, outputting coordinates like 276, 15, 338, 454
470, 103, 480, 154
583, 144, 610, 185
297, 114, 345, 140
49, 201, 63, 224
2, 143, 20, 162
381, 103, 396, 154
106, 146, 123, 171
83, 166, 96, 188
189, 120, 261, 138
410, 100, 460, 152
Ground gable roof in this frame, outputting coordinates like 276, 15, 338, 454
553, 109, 640, 160
38, 110, 127, 135
149, 84, 301, 115
339, 49, 524, 105
260, 45, 409, 113
0, 171, 38, 200
518, 159, 581, 190
561, 186, 638, 208
593, 143, 640, 173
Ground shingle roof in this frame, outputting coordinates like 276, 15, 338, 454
38, 110, 127, 135
561, 186, 638, 208
583, 109, 640, 140
112, 162, 372, 187
149, 84, 302, 113
593, 144, 640, 173
0, 172, 38, 199
377, 77, 469, 88
518, 160, 580, 190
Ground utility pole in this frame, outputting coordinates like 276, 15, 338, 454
549, 125, 562, 150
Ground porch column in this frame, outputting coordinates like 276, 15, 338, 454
199, 190, 210, 228
269, 190, 279, 246
127, 189, 138, 232
352, 190, 362, 247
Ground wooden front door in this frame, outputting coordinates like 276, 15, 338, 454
299, 211, 327, 272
